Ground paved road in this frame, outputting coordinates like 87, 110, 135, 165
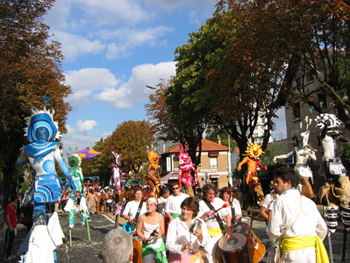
1, 211, 349, 262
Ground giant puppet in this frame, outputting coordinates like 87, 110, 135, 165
110, 146, 123, 228
146, 150, 161, 198
237, 142, 267, 206
178, 144, 198, 197
15, 107, 76, 262
316, 113, 350, 232
273, 130, 317, 199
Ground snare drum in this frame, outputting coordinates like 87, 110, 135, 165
231, 222, 249, 236
107, 199, 113, 206
218, 233, 251, 263
132, 236, 143, 263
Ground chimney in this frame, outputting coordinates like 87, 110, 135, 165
217, 135, 221, 145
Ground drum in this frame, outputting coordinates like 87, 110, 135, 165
218, 233, 251, 263
231, 222, 249, 236
106, 199, 113, 206
132, 236, 142, 263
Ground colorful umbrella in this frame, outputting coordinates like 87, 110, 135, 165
74, 147, 102, 160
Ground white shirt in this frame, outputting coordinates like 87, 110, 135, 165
122, 200, 147, 220
226, 198, 242, 219
267, 188, 327, 262
198, 198, 228, 229
166, 217, 210, 254
165, 193, 189, 215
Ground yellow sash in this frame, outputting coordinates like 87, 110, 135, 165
282, 236, 329, 263
207, 228, 222, 238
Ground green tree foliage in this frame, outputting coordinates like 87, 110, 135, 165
87, 120, 155, 186
0, 0, 71, 190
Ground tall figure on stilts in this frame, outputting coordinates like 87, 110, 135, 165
110, 146, 123, 228
178, 144, 198, 197
146, 150, 161, 198
64, 153, 91, 245
273, 130, 317, 200
16, 107, 76, 263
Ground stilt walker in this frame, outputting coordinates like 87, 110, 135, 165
15, 107, 76, 262
110, 146, 123, 228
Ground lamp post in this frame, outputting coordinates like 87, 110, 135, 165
228, 134, 233, 186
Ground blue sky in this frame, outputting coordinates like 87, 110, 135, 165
44, 0, 286, 154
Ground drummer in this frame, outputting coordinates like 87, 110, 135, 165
122, 188, 147, 232
198, 184, 234, 263
219, 187, 242, 226
166, 197, 211, 262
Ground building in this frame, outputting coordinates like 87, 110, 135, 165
159, 139, 231, 189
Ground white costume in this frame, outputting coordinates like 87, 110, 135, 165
166, 217, 210, 262
198, 197, 229, 263
267, 188, 327, 262
122, 200, 147, 220
165, 193, 189, 215
226, 198, 242, 221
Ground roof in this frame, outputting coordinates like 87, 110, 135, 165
161, 139, 229, 155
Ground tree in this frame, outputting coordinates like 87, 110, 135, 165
0, 0, 71, 192
87, 120, 155, 186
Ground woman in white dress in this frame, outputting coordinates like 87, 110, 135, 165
136, 197, 167, 263
167, 197, 210, 263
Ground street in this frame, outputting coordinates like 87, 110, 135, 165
0, 211, 349, 262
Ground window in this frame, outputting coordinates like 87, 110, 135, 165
318, 94, 327, 111
210, 157, 218, 169
293, 102, 301, 120
305, 72, 314, 84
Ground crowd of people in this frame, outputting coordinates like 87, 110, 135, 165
103, 167, 329, 263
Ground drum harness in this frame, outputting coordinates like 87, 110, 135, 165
204, 200, 226, 234
132, 201, 144, 230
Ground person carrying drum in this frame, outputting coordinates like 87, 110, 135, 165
198, 184, 234, 263
267, 167, 329, 263
122, 188, 147, 233
219, 187, 242, 227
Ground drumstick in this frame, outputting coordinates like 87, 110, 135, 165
214, 203, 229, 213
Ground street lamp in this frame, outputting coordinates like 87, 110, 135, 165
146, 85, 157, 90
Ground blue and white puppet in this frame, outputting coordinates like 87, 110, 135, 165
15, 107, 76, 263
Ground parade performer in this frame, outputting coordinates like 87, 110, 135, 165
110, 146, 123, 228
267, 167, 328, 263
166, 197, 211, 263
237, 142, 267, 206
65, 153, 89, 228
198, 184, 234, 263
136, 197, 168, 263
15, 107, 76, 263
273, 130, 317, 199
178, 144, 198, 197
316, 113, 350, 232
146, 151, 161, 198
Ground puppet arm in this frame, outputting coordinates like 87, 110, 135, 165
54, 148, 76, 194
273, 151, 293, 163
237, 157, 249, 171
15, 148, 29, 168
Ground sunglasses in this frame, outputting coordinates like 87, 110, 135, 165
173, 187, 179, 190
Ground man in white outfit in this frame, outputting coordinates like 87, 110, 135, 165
165, 182, 189, 221
267, 167, 329, 263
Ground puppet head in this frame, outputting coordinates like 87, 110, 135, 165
246, 142, 264, 159
68, 153, 82, 169
148, 151, 159, 165
24, 107, 60, 143
178, 144, 192, 167
315, 113, 344, 134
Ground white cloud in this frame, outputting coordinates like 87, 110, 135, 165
94, 61, 176, 108
77, 120, 98, 133
51, 30, 105, 61
65, 68, 119, 105
102, 26, 174, 59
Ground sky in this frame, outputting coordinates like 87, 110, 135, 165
44, 0, 286, 155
